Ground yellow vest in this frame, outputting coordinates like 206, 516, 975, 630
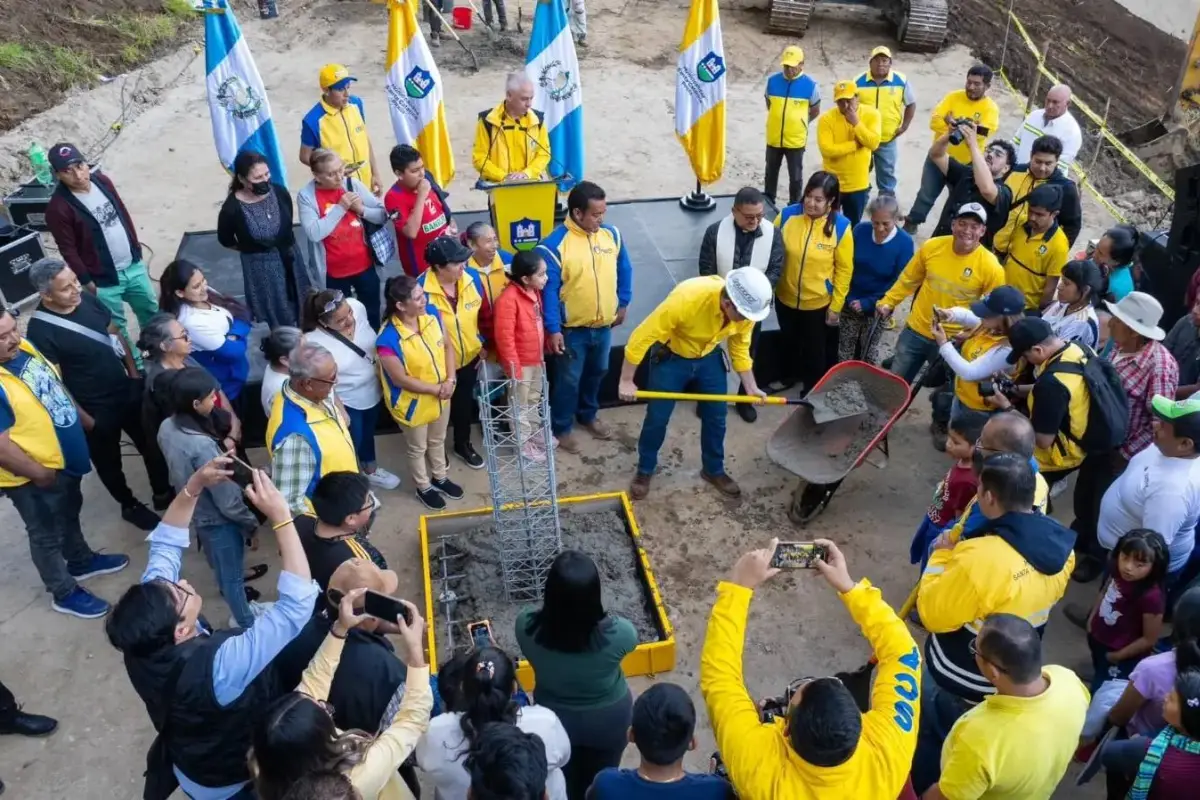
955, 329, 1011, 411
1030, 344, 1090, 470
266, 383, 359, 499
377, 312, 449, 428
468, 251, 511, 307
302, 97, 373, 188
855, 70, 910, 142
419, 268, 487, 367
0, 341, 66, 488
765, 72, 819, 149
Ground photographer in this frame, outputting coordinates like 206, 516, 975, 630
700, 538, 920, 799
930, 286, 1025, 432
927, 117, 1015, 249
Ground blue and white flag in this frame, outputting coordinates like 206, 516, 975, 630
203, 0, 287, 185
525, 0, 584, 190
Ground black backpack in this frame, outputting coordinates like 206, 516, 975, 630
1043, 345, 1129, 454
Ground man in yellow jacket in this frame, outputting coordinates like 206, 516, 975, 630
471, 72, 552, 185
904, 64, 1001, 234
913, 453, 1075, 794
301, 64, 381, 195
855, 46, 916, 197
764, 46, 821, 207
817, 81, 881, 224
701, 538, 920, 800
617, 271, 772, 500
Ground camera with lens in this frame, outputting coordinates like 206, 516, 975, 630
947, 117, 972, 146
979, 375, 1019, 400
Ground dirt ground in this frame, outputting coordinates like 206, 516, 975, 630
0, 1, 1117, 797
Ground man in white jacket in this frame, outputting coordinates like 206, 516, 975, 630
1012, 85, 1082, 175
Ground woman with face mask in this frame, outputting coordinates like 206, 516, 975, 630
217, 150, 305, 328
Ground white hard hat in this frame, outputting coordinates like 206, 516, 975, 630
724, 269, 772, 322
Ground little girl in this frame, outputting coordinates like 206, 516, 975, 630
909, 415, 983, 570
493, 250, 550, 461
1086, 529, 1168, 694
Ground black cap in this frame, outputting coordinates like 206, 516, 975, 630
1027, 183, 1063, 212
970, 285, 1026, 318
48, 143, 85, 172
1006, 317, 1055, 364
424, 235, 472, 266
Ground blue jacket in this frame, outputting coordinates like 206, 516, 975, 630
845, 223, 914, 313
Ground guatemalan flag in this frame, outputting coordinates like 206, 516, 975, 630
525, 0, 584, 190
386, 0, 454, 187
203, 0, 288, 185
675, 0, 726, 185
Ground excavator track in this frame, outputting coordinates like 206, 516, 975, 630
767, 0, 817, 37
896, 0, 948, 53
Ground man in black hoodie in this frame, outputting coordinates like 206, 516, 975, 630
912, 453, 1076, 794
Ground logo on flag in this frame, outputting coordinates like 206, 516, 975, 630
697, 52, 725, 83
526, 0, 584, 190
404, 66, 434, 100
511, 218, 542, 250
536, 61, 578, 103
215, 76, 263, 119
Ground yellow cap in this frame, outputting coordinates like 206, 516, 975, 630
319, 63, 356, 91
870, 45, 893, 60
833, 81, 857, 101
780, 46, 804, 67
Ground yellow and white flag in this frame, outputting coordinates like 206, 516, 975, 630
675, 0, 726, 185
385, 0, 454, 186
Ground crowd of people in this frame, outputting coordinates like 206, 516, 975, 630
5, 31, 1200, 800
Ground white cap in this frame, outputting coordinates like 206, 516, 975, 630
954, 202, 988, 223
724, 269, 773, 322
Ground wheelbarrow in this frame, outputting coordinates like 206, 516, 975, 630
767, 361, 911, 525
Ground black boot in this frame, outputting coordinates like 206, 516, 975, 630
0, 708, 58, 737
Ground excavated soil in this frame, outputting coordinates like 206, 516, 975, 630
431, 509, 662, 663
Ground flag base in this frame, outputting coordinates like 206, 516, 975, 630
679, 189, 716, 212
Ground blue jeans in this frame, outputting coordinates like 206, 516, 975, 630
912, 671, 974, 795
889, 327, 939, 386
345, 402, 380, 468
842, 189, 870, 224
199, 521, 254, 628
906, 156, 948, 226
637, 349, 727, 477
550, 326, 611, 436
326, 267, 382, 331
873, 139, 899, 195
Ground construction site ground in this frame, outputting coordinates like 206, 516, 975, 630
0, 0, 1155, 796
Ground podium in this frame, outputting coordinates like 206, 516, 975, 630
478, 177, 559, 253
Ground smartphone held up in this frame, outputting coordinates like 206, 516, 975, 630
770, 541, 828, 570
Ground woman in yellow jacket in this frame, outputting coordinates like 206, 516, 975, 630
376, 274, 463, 511
462, 221, 513, 308
775, 171, 854, 394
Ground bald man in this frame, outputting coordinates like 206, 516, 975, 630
1012, 85, 1081, 175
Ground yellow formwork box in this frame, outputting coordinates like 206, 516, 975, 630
419, 492, 676, 691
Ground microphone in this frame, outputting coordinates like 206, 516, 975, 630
477, 104, 573, 187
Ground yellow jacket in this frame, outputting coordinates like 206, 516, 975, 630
930, 89, 1000, 164
0, 341, 67, 488
1004, 222, 1070, 310
471, 102, 551, 183
879, 237, 1005, 339
376, 312, 450, 428
765, 71, 821, 149
775, 208, 854, 312
537, 218, 634, 332
855, 70, 912, 143
816, 106, 882, 193
624, 276, 755, 372
944, 472, 1050, 546
468, 250, 513, 307
701, 580, 920, 800
418, 267, 488, 367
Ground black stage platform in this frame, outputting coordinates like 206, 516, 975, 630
176, 194, 787, 445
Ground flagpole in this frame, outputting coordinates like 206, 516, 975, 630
680, 179, 715, 212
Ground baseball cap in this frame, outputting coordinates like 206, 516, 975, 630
1005, 316, 1054, 364
780, 46, 804, 67
327, 557, 400, 607
48, 143, 85, 173
870, 46, 893, 60
954, 202, 988, 224
833, 81, 857, 101
319, 63, 356, 91
425, 235, 473, 266
1151, 394, 1200, 442
725, 268, 772, 322
970, 285, 1026, 318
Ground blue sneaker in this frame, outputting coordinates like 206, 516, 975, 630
69, 553, 130, 581
51, 586, 110, 619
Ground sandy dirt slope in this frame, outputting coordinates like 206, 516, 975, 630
0, 1, 1112, 797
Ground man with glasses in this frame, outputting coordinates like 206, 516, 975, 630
913, 452, 1076, 794
698, 186, 783, 423
266, 342, 359, 516
107, 461, 317, 800
925, 614, 1088, 800
926, 116, 1015, 251
294, 471, 388, 594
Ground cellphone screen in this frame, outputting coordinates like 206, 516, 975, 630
770, 542, 827, 569
363, 590, 412, 624
468, 621, 495, 650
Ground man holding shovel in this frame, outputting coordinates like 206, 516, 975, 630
617, 271, 772, 500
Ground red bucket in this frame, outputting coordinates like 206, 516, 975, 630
452, 6, 472, 30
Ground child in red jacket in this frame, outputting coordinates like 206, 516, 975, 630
493, 250, 551, 460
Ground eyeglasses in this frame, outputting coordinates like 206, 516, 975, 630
306, 375, 338, 386
968, 635, 1007, 673
172, 331, 190, 341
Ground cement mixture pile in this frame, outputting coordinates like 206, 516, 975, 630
433, 510, 662, 661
